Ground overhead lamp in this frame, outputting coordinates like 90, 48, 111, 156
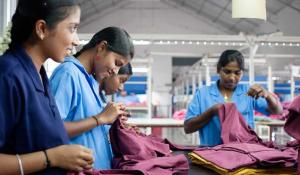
79, 40, 88, 45
232, 0, 266, 20
133, 40, 151, 45
133, 67, 148, 73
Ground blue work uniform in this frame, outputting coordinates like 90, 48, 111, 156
50, 56, 113, 169
0, 47, 69, 175
185, 81, 270, 146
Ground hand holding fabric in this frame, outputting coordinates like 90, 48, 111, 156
247, 84, 269, 99
96, 102, 129, 124
47, 145, 94, 172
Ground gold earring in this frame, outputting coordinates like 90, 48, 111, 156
39, 34, 44, 40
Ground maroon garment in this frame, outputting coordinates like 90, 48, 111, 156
148, 136, 196, 151
284, 95, 300, 140
109, 119, 189, 175
191, 103, 297, 172
218, 103, 263, 144
193, 142, 296, 171
284, 95, 300, 174
67, 169, 143, 175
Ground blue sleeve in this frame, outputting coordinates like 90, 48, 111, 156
254, 97, 270, 116
185, 89, 202, 121
0, 75, 21, 149
50, 69, 78, 120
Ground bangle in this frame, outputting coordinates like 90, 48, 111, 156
42, 150, 51, 168
92, 116, 99, 126
16, 154, 24, 175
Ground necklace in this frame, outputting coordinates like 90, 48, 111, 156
223, 91, 231, 102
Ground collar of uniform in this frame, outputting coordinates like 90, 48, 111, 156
64, 56, 96, 79
13, 47, 45, 92
65, 56, 103, 106
208, 80, 244, 97
99, 90, 108, 104
208, 81, 220, 96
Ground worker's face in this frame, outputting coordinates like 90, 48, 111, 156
41, 6, 80, 62
93, 43, 130, 82
218, 61, 243, 90
103, 74, 130, 95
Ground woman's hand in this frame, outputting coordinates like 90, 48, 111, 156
47, 145, 94, 172
247, 84, 269, 99
96, 102, 129, 124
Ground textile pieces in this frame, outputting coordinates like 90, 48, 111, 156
109, 119, 190, 175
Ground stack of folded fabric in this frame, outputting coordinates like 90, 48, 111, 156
189, 142, 296, 174
189, 103, 297, 175
67, 169, 144, 175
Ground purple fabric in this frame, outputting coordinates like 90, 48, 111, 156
109, 119, 189, 175
191, 103, 297, 172
193, 142, 296, 171
148, 136, 196, 151
284, 95, 300, 140
218, 103, 263, 144
67, 169, 143, 175
284, 95, 300, 174
218, 103, 275, 147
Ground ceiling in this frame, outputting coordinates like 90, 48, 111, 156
77, 0, 300, 35
76, 0, 300, 81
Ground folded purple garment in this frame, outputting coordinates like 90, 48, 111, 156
191, 103, 297, 172
109, 119, 189, 175
194, 142, 296, 171
67, 169, 144, 175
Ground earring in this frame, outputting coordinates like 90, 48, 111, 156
39, 34, 44, 40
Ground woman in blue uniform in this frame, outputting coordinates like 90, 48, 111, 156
184, 50, 282, 146
100, 63, 133, 97
49, 27, 134, 169
0, 0, 94, 174
99, 63, 134, 132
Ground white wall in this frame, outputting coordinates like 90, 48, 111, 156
151, 54, 172, 117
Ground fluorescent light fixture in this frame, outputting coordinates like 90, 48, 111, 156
79, 40, 88, 45
133, 40, 151, 45
206, 58, 266, 63
133, 67, 148, 73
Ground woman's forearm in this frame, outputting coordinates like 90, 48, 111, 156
0, 152, 46, 175
64, 117, 98, 138
266, 93, 283, 115
184, 108, 215, 134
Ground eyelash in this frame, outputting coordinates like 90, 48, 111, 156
69, 26, 78, 33
223, 71, 242, 75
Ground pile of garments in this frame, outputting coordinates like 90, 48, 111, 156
189, 103, 298, 175
109, 119, 192, 175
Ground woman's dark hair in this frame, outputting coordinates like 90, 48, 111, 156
8, 0, 79, 50
217, 50, 245, 73
74, 26, 134, 59
118, 63, 133, 76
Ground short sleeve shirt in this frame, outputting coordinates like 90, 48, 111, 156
50, 57, 113, 169
185, 81, 270, 146
0, 47, 69, 175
